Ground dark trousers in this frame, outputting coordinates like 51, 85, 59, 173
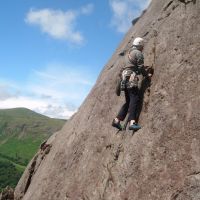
117, 88, 139, 122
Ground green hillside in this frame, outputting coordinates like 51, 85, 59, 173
0, 107, 66, 191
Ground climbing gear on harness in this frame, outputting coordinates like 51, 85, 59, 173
120, 70, 129, 91
133, 37, 144, 47
129, 123, 141, 131
112, 119, 123, 131
120, 69, 139, 90
126, 71, 139, 89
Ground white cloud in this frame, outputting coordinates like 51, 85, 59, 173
37, 104, 76, 119
25, 4, 94, 44
0, 96, 76, 119
80, 4, 94, 15
0, 81, 21, 100
28, 64, 94, 103
109, 0, 151, 33
34, 66, 93, 86
0, 86, 14, 100
0, 63, 95, 119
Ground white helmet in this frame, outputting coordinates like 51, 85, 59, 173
133, 37, 144, 47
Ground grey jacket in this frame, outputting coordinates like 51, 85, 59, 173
123, 47, 148, 77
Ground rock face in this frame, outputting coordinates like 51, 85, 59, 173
0, 187, 14, 200
14, 0, 200, 199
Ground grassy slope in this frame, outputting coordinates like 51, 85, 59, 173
0, 159, 22, 190
0, 107, 66, 190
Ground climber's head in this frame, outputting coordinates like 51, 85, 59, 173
133, 37, 144, 51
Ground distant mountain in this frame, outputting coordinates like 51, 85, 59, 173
0, 107, 66, 191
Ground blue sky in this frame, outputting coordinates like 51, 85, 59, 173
0, 0, 150, 119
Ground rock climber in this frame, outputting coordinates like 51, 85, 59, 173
112, 37, 153, 131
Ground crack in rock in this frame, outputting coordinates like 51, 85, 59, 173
178, 0, 196, 4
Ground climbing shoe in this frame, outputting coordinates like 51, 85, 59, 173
129, 123, 141, 131
112, 119, 123, 131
